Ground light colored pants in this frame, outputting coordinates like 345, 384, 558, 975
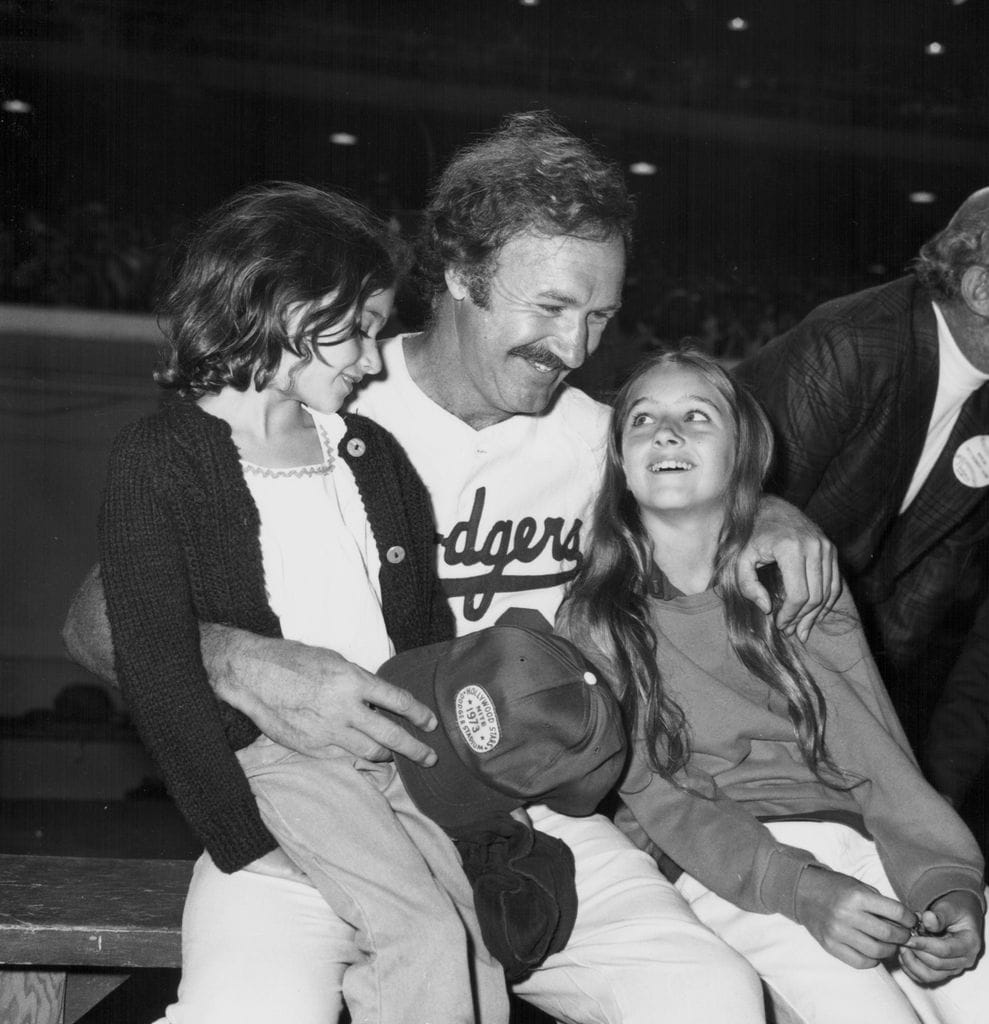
164, 801, 764, 1024
675, 820, 989, 1024
513, 805, 764, 1023
163, 739, 507, 1024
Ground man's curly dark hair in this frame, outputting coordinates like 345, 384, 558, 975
417, 111, 635, 308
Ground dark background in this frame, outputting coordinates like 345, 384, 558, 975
1, 5, 987, 1018
3, 0, 988, 322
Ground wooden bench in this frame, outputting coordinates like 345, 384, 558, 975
0, 852, 553, 1024
0, 854, 193, 1024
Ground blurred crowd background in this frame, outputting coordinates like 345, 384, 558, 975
0, 196, 883, 371
4, 0, 987, 381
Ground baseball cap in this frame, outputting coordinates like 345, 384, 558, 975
378, 608, 627, 831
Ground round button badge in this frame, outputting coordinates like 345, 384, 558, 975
952, 436, 989, 488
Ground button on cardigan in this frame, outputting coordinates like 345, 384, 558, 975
99, 400, 453, 873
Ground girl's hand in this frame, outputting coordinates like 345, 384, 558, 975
795, 866, 916, 968
742, 495, 841, 641
899, 891, 985, 984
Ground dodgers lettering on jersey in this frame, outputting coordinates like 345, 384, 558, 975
439, 486, 584, 621
348, 334, 609, 635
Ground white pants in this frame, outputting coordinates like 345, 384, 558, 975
513, 805, 764, 1023
163, 739, 507, 1024
675, 821, 989, 1024
163, 803, 764, 1024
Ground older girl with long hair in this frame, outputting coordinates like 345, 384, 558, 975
558, 348, 988, 1023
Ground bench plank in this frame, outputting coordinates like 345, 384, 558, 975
0, 854, 193, 968
0, 971, 64, 1024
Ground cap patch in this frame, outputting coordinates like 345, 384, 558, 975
456, 685, 500, 753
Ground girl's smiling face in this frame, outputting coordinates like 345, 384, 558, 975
276, 286, 394, 414
619, 362, 737, 521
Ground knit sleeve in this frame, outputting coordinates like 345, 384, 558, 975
98, 420, 276, 872
618, 744, 822, 921
803, 594, 986, 913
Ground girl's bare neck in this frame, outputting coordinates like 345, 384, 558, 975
643, 511, 721, 596
197, 387, 323, 469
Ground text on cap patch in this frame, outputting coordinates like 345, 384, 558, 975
456, 685, 501, 753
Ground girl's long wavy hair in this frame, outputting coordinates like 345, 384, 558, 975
559, 348, 841, 781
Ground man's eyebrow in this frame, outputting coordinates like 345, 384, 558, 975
537, 289, 622, 313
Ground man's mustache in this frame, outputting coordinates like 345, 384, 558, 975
508, 343, 568, 373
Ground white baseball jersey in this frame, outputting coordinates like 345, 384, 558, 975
349, 334, 609, 635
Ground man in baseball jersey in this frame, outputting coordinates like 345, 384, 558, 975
65, 112, 838, 1023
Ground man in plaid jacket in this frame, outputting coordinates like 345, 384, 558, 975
737, 188, 989, 790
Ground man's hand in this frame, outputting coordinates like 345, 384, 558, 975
795, 866, 916, 968
210, 629, 439, 766
899, 890, 985, 984
62, 565, 118, 682
740, 495, 841, 641
62, 564, 438, 766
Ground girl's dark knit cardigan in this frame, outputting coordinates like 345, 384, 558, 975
99, 400, 453, 873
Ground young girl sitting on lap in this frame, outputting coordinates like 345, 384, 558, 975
98, 183, 505, 1024
558, 348, 988, 1024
